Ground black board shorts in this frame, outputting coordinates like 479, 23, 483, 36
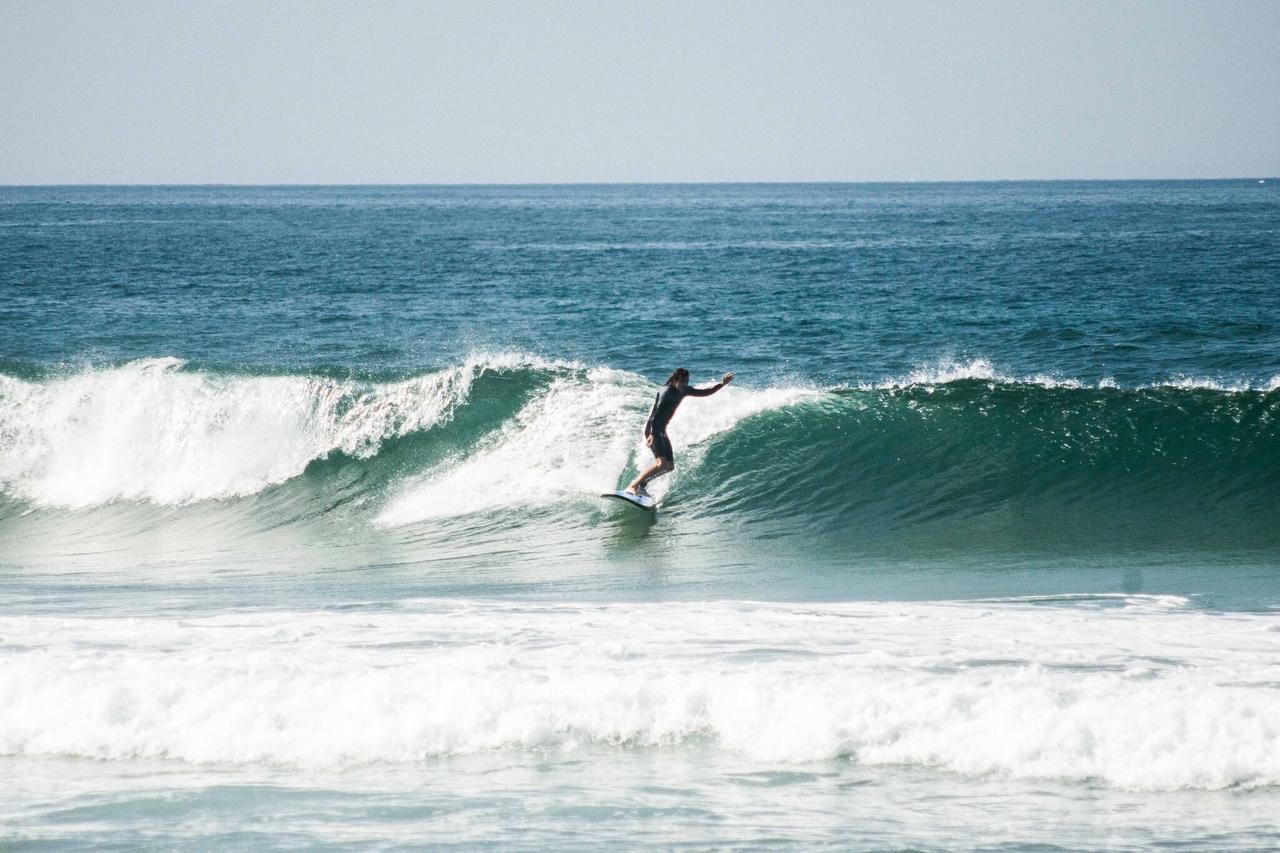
650, 431, 674, 463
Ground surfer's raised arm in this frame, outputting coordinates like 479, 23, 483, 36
683, 372, 735, 397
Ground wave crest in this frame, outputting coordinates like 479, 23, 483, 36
0, 357, 479, 507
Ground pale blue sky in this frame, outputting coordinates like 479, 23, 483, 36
2, 0, 1277, 183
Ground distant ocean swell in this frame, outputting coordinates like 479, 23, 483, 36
2, 597, 1279, 790
1, 355, 1278, 552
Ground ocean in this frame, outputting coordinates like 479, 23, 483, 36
1, 181, 1278, 849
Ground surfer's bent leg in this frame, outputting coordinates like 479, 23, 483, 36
628, 457, 672, 493
627, 433, 675, 494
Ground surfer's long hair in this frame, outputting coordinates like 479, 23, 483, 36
664, 367, 690, 387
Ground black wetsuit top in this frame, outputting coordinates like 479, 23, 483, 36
644, 383, 720, 438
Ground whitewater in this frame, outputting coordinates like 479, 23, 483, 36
5, 596, 1280, 791
3, 181, 1279, 849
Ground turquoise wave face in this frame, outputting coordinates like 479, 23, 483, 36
3, 358, 1277, 572
683, 381, 1280, 552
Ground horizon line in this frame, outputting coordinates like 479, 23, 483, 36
1, 176, 1276, 189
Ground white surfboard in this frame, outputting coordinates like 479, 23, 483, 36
601, 490, 656, 511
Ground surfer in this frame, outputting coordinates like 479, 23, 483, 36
625, 368, 734, 497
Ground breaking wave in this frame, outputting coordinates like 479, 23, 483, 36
1, 356, 1278, 554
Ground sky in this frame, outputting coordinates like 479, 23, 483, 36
1, 0, 1277, 183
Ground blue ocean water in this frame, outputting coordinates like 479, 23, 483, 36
1, 181, 1279, 849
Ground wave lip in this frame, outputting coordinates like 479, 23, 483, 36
2, 599, 1278, 790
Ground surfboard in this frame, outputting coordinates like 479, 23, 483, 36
601, 490, 656, 511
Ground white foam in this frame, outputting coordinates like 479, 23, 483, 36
866, 358, 1084, 390
863, 359, 1280, 392
376, 374, 815, 524
1, 598, 1277, 790
376, 371, 639, 523
0, 358, 480, 508
900, 357, 1002, 386
1147, 375, 1277, 393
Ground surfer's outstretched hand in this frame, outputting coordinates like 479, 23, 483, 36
722, 372, 734, 385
